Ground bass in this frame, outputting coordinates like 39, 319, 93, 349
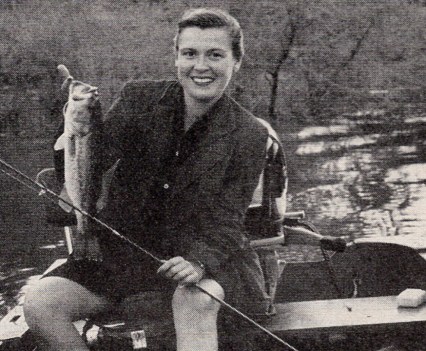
54, 64, 103, 261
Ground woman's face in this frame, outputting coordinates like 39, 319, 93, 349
175, 27, 241, 105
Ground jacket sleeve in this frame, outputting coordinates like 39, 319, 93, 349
185, 125, 269, 277
102, 80, 172, 171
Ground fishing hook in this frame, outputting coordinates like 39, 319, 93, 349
0, 156, 300, 351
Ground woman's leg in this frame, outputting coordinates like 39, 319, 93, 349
172, 279, 224, 351
24, 276, 113, 351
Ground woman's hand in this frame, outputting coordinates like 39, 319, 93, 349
157, 256, 205, 286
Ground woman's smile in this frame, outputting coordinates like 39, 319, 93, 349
191, 76, 215, 86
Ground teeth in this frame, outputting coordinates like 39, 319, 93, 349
192, 77, 214, 84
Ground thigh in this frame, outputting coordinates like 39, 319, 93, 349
25, 276, 113, 321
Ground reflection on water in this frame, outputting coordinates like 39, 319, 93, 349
1, 113, 425, 320
287, 114, 426, 247
385, 163, 426, 183
296, 134, 381, 155
297, 125, 350, 139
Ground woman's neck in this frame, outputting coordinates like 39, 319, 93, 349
183, 94, 220, 132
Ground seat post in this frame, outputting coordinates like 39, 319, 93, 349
257, 248, 282, 315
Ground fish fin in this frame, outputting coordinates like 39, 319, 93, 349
54, 134, 66, 151
96, 159, 120, 212
58, 185, 73, 213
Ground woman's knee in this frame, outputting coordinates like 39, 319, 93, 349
24, 277, 67, 327
24, 276, 109, 327
172, 279, 225, 314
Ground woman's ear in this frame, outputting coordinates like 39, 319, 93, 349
174, 50, 179, 67
233, 59, 242, 73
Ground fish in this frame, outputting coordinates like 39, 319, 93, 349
54, 64, 103, 261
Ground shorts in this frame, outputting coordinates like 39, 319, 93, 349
42, 254, 175, 303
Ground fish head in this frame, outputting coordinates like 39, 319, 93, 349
69, 81, 99, 106
62, 81, 102, 135
57, 65, 99, 108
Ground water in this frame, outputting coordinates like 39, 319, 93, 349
1, 112, 425, 320
285, 114, 426, 242
0, 136, 68, 319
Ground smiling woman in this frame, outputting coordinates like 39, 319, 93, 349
175, 26, 241, 112
22, 7, 287, 351
174, 8, 243, 129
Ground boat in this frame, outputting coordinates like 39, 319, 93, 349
1, 218, 426, 351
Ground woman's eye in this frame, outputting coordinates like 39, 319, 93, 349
182, 50, 196, 58
210, 52, 224, 59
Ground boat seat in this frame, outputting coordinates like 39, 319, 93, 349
36, 168, 76, 227
275, 242, 426, 304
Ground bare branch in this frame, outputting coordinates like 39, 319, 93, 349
333, 18, 376, 78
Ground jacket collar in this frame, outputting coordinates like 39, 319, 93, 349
154, 82, 238, 199
157, 81, 237, 145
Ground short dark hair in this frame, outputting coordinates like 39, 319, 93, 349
174, 8, 244, 62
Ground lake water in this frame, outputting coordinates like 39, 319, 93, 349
1, 112, 425, 320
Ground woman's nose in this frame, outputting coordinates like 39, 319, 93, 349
193, 55, 209, 71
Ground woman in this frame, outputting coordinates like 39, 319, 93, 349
24, 8, 283, 351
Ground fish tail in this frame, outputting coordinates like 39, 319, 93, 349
70, 222, 86, 260
71, 213, 103, 261
84, 237, 103, 261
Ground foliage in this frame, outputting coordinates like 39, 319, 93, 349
0, 0, 424, 134
238, 0, 425, 125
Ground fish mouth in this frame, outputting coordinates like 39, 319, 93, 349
85, 87, 98, 94
72, 89, 99, 101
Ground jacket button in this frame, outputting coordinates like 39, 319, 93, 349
163, 184, 170, 189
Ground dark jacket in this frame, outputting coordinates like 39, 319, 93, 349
98, 80, 271, 316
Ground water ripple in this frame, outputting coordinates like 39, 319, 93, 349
385, 163, 426, 184
296, 134, 380, 156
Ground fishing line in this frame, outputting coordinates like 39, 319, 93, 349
0, 156, 300, 351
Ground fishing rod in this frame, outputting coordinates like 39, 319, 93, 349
0, 156, 300, 351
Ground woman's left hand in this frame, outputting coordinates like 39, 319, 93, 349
157, 256, 205, 286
